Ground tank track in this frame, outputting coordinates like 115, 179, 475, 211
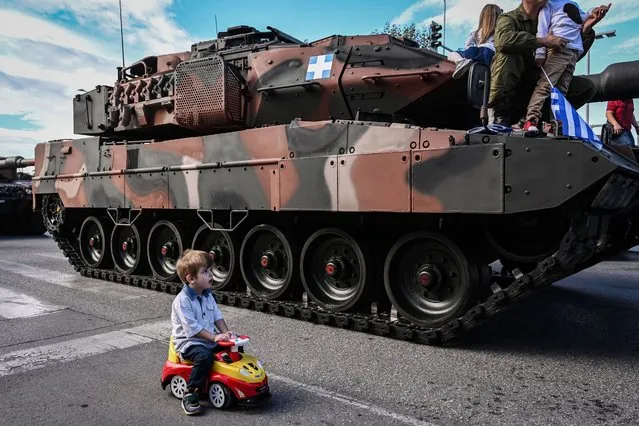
50, 215, 604, 345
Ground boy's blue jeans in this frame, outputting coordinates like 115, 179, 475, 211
181, 344, 221, 391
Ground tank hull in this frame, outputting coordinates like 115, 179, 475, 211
30, 120, 639, 344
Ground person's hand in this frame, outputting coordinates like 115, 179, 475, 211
214, 331, 233, 342
613, 123, 623, 135
542, 34, 568, 49
535, 57, 546, 68
585, 3, 611, 29
592, 3, 612, 17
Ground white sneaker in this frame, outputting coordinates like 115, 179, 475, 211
452, 58, 472, 79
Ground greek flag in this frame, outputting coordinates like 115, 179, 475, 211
550, 87, 602, 150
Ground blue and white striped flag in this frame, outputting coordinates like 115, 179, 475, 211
550, 87, 602, 150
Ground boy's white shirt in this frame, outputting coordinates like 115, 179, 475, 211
536, 0, 594, 59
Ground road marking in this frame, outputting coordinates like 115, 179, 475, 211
34, 252, 66, 260
0, 287, 66, 319
268, 373, 437, 426
0, 260, 142, 300
0, 319, 435, 425
0, 320, 171, 377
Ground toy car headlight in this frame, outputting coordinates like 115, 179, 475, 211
240, 369, 251, 377
257, 361, 263, 369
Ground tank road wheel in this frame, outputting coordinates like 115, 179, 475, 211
485, 210, 570, 273
42, 195, 65, 234
147, 220, 184, 281
110, 220, 146, 275
300, 228, 371, 312
240, 224, 296, 299
192, 224, 240, 291
384, 232, 477, 328
78, 216, 111, 269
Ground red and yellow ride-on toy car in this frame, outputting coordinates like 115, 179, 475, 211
161, 334, 270, 409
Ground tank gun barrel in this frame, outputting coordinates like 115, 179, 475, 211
580, 60, 639, 103
0, 156, 35, 170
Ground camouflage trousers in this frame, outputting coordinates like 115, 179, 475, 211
488, 50, 595, 125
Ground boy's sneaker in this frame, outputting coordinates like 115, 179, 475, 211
452, 58, 472, 79
523, 119, 539, 132
181, 390, 203, 415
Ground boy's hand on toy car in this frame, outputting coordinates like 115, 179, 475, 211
214, 331, 233, 342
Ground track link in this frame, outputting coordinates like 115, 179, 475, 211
51, 215, 609, 346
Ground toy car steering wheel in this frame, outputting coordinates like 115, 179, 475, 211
217, 334, 250, 347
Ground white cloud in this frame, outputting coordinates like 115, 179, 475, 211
0, 8, 108, 59
416, 1, 519, 30
16, 0, 193, 57
0, 55, 114, 94
0, 2, 194, 159
609, 35, 639, 61
391, 0, 443, 26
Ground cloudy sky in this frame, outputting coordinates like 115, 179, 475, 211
1, 0, 638, 158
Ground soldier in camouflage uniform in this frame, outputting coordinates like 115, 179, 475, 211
488, 0, 607, 126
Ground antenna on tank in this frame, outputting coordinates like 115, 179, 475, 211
119, 0, 125, 68
215, 15, 219, 36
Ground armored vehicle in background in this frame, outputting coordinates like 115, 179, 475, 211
14, 25, 639, 344
0, 156, 46, 235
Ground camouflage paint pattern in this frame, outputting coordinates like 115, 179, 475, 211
31, 118, 639, 217
27, 26, 639, 218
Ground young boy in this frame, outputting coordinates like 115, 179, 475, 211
171, 249, 234, 415
523, 1, 610, 131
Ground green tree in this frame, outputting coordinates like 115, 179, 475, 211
372, 21, 430, 48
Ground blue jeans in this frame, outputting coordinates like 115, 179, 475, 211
181, 344, 221, 391
611, 129, 636, 147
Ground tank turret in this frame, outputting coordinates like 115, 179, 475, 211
72, 25, 488, 140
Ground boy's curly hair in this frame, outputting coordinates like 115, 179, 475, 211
176, 249, 213, 284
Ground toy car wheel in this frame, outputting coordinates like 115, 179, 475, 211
169, 375, 188, 399
208, 382, 233, 409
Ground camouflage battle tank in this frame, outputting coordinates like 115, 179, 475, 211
10, 26, 639, 344
0, 156, 46, 235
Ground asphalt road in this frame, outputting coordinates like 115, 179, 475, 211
0, 234, 638, 425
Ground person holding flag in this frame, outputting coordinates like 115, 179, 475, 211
523, 1, 611, 132
488, 0, 611, 127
